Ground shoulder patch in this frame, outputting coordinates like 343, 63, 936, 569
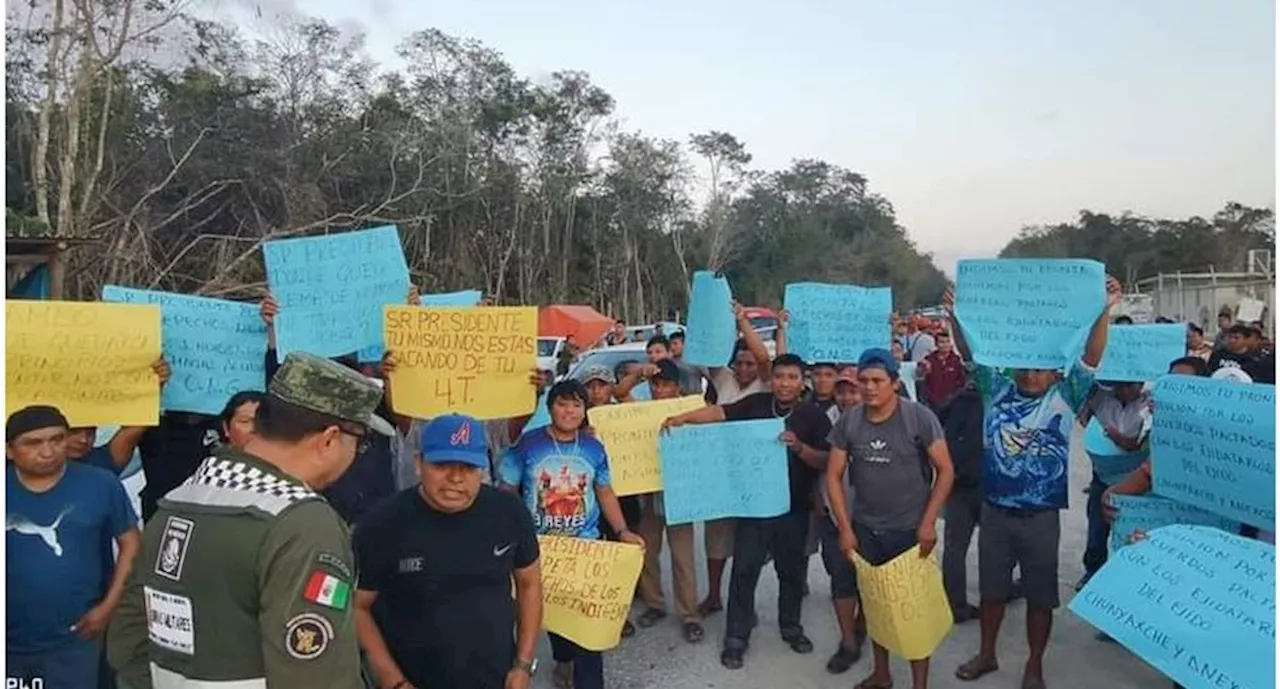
316, 552, 353, 580
154, 516, 194, 582
285, 613, 333, 660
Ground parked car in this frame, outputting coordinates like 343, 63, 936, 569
564, 335, 777, 385
537, 336, 567, 375
741, 306, 778, 331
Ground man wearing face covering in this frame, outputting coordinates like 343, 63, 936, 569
943, 275, 1121, 689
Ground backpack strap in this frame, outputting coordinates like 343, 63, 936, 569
899, 400, 935, 486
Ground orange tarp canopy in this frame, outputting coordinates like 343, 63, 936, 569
539, 305, 614, 345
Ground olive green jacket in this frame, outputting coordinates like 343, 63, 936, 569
107, 447, 362, 689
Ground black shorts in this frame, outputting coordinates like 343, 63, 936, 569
852, 522, 918, 566
818, 517, 859, 600
978, 502, 1061, 608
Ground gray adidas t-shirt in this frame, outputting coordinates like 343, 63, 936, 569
827, 400, 943, 531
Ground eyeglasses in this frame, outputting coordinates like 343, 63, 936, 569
340, 428, 371, 455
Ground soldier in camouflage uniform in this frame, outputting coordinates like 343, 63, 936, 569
107, 352, 395, 689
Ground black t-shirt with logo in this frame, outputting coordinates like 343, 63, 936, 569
722, 392, 833, 514
1208, 348, 1276, 384
353, 485, 539, 689
138, 413, 223, 521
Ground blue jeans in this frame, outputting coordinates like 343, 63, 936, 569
1083, 472, 1110, 576
7, 638, 101, 688
548, 633, 603, 689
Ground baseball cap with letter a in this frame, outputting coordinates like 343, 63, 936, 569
417, 414, 489, 469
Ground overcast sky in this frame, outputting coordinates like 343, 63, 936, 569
208, 0, 1275, 276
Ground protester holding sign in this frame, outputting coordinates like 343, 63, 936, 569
825, 348, 955, 689
498, 380, 644, 689
944, 272, 1120, 689
1076, 379, 1151, 590
628, 360, 708, 643
662, 353, 831, 671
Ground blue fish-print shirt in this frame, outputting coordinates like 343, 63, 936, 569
974, 362, 1096, 510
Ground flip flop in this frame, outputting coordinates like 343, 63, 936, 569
955, 656, 999, 682
1021, 674, 1047, 689
854, 676, 893, 689
682, 621, 705, 643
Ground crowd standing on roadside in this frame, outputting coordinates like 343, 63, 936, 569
5, 254, 1274, 689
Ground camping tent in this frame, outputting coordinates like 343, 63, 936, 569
539, 305, 614, 346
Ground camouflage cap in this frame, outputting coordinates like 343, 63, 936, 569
268, 352, 395, 436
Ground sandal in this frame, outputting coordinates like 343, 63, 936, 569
854, 677, 893, 689
955, 656, 999, 682
826, 644, 862, 674
682, 621, 705, 643
621, 619, 635, 638
636, 607, 667, 628
1021, 674, 1047, 689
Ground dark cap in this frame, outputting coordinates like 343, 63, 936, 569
857, 348, 900, 379
268, 352, 394, 436
651, 359, 682, 383
6, 405, 70, 443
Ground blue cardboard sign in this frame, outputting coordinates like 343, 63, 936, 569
1070, 525, 1275, 689
1084, 418, 1149, 485
659, 418, 789, 524
683, 271, 738, 367
360, 289, 485, 361
953, 259, 1106, 370
1151, 376, 1275, 530
420, 290, 483, 307
102, 286, 266, 415
783, 282, 892, 364
1097, 324, 1187, 382
263, 226, 410, 362
1109, 494, 1239, 552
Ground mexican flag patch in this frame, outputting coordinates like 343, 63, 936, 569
302, 570, 351, 610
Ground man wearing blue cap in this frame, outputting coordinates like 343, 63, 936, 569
353, 415, 543, 689
826, 348, 955, 689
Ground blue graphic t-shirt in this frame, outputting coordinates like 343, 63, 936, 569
498, 428, 611, 539
7, 462, 137, 652
975, 362, 1096, 510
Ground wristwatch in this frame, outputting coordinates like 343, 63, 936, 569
514, 657, 538, 676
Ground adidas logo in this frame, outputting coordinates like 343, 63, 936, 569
870, 439, 888, 451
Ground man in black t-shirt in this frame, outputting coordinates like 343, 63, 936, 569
1208, 323, 1276, 384
353, 415, 542, 689
663, 354, 831, 670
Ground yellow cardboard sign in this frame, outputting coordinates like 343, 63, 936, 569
6, 300, 162, 427
539, 535, 644, 651
587, 396, 705, 496
851, 545, 953, 660
384, 305, 537, 420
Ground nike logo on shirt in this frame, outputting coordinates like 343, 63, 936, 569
493, 543, 514, 557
